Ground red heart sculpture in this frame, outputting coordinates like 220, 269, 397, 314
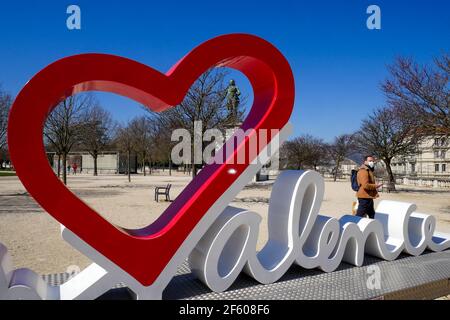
8, 34, 294, 286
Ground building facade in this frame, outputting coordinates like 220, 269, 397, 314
48, 151, 138, 175
317, 158, 358, 179
391, 136, 449, 179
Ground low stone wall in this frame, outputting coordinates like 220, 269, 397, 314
397, 177, 450, 188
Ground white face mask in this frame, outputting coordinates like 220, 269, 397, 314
367, 161, 375, 168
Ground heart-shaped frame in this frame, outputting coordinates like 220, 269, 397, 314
8, 34, 295, 286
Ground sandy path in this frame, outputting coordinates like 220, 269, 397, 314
0, 172, 449, 275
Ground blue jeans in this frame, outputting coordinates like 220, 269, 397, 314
356, 198, 375, 219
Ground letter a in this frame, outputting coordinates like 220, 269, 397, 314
171, 128, 192, 165
366, 5, 381, 30
66, 5, 81, 30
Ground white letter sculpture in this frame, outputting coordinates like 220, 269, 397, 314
189, 170, 450, 291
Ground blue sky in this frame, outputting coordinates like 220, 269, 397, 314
0, 0, 448, 141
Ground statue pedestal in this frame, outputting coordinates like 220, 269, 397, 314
223, 122, 243, 140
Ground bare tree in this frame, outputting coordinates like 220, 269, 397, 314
128, 116, 156, 176
78, 104, 115, 176
382, 54, 449, 136
355, 106, 421, 190
147, 68, 245, 178
281, 135, 326, 170
0, 88, 12, 151
115, 124, 134, 182
0, 88, 12, 170
150, 117, 175, 175
44, 94, 92, 184
327, 134, 357, 181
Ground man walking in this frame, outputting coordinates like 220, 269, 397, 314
356, 155, 383, 218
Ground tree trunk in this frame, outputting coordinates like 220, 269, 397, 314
333, 160, 341, 182
93, 153, 98, 176
127, 150, 131, 182
57, 154, 61, 178
142, 152, 146, 176
192, 164, 198, 178
62, 153, 67, 185
168, 155, 172, 176
384, 158, 396, 191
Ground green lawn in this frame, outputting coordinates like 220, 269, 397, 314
0, 171, 16, 177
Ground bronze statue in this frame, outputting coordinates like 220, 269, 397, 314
226, 79, 241, 123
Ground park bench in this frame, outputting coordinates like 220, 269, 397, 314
154, 183, 172, 202
380, 180, 396, 193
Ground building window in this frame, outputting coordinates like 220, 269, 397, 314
435, 138, 440, 146
442, 150, 447, 159
443, 164, 447, 172
411, 163, 415, 172
434, 150, 440, 158
435, 164, 440, 172
442, 138, 446, 146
